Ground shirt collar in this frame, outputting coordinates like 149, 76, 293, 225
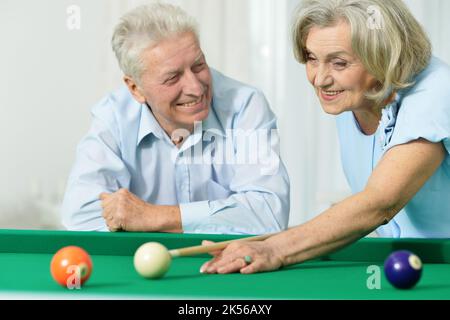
178, 100, 226, 153
201, 98, 226, 137
137, 98, 226, 148
136, 103, 165, 146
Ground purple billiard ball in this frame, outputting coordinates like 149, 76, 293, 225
384, 250, 422, 289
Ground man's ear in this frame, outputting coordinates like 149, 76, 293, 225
124, 76, 146, 104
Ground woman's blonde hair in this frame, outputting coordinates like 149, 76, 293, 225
292, 0, 431, 105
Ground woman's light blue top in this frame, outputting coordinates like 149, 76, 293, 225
336, 57, 450, 238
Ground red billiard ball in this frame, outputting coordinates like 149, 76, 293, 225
50, 246, 93, 288
384, 250, 422, 289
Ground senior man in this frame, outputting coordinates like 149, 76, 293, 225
61, 3, 289, 234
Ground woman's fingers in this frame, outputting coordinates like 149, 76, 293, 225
201, 240, 224, 257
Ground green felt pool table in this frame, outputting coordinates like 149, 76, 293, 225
0, 229, 449, 299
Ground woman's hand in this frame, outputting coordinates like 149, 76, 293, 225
200, 240, 284, 274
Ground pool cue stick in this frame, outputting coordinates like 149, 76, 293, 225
168, 233, 274, 258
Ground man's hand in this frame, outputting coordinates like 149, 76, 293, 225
100, 189, 153, 232
99, 188, 182, 232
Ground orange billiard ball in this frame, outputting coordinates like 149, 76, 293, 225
50, 246, 93, 288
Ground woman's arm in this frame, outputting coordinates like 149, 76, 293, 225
201, 139, 446, 274
275, 139, 446, 266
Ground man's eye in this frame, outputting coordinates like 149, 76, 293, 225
193, 63, 205, 72
165, 75, 179, 83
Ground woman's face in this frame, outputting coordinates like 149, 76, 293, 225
305, 21, 378, 115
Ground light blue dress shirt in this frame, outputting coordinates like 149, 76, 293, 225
61, 69, 290, 234
336, 57, 450, 238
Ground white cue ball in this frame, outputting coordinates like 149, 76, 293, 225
134, 242, 172, 279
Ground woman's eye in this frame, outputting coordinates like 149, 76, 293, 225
332, 61, 347, 69
306, 55, 318, 64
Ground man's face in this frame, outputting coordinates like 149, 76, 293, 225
126, 32, 212, 135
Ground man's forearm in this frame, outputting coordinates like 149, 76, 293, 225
151, 204, 183, 233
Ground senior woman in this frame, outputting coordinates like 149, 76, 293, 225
200, 0, 450, 274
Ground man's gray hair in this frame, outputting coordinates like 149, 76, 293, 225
112, 3, 199, 83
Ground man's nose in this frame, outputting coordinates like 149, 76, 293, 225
182, 71, 204, 96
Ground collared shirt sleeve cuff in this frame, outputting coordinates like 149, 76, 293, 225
179, 200, 211, 232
